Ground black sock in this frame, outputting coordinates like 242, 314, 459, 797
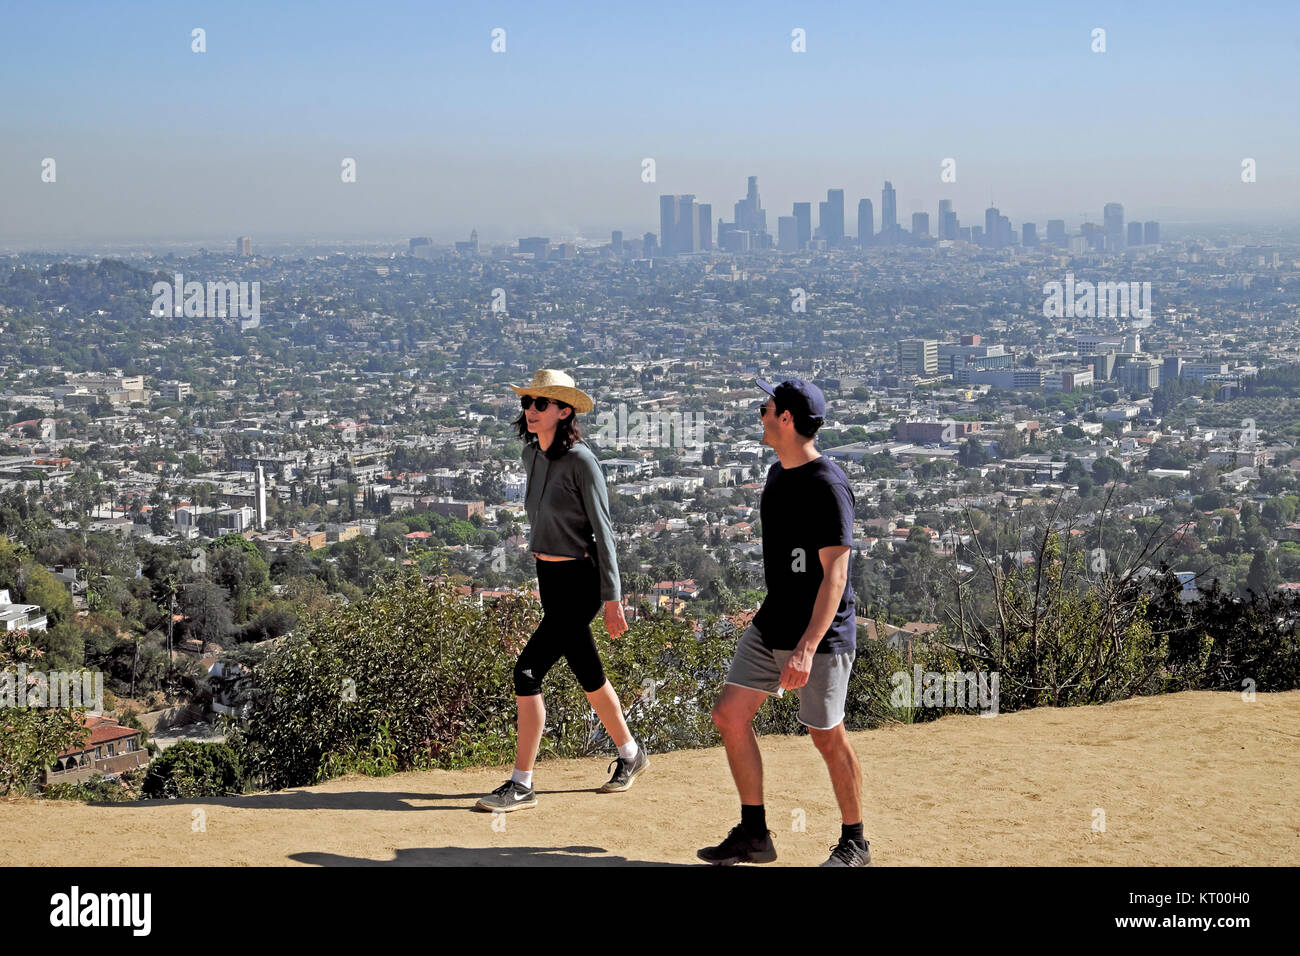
741, 804, 766, 836
841, 822, 866, 847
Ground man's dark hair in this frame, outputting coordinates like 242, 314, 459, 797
513, 401, 582, 455
773, 396, 823, 440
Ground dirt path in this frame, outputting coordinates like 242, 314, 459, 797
3, 690, 1297, 866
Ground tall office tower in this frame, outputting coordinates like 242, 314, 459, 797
971, 225, 984, 244
611, 230, 623, 255
777, 216, 798, 251
857, 198, 874, 245
659, 195, 678, 254
1046, 219, 1066, 245
1127, 222, 1143, 247
1104, 202, 1125, 251
881, 181, 898, 236
733, 175, 768, 244
255, 466, 267, 530
237, 236, 252, 257
822, 189, 845, 244
943, 210, 958, 241
937, 199, 953, 239
698, 204, 712, 250
793, 202, 812, 248
999, 215, 1013, 247
985, 207, 1000, 248
642, 232, 657, 256
899, 338, 938, 376
676, 195, 699, 253
1081, 221, 1104, 250
912, 212, 929, 237
1144, 221, 1160, 244
1022, 222, 1038, 247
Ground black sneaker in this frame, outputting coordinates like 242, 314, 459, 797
600, 740, 649, 792
697, 824, 778, 865
475, 778, 537, 812
820, 837, 871, 867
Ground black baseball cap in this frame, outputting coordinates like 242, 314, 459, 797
756, 376, 827, 420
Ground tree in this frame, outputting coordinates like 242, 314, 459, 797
179, 581, 233, 659
0, 629, 89, 795
1245, 548, 1281, 598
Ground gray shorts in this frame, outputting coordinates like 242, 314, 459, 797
724, 624, 854, 730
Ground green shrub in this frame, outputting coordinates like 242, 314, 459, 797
142, 740, 245, 798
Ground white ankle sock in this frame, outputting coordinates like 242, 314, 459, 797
511, 768, 533, 788
617, 739, 639, 762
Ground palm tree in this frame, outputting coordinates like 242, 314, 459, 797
665, 561, 684, 617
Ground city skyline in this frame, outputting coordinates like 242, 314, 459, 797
3, 0, 1300, 248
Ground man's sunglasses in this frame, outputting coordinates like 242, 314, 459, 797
521, 395, 567, 412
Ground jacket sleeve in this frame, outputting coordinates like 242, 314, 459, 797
577, 450, 621, 602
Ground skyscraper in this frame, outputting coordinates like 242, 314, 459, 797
937, 200, 953, 240
1127, 222, 1143, 246
777, 216, 798, 252
237, 236, 252, 257
676, 194, 698, 253
821, 189, 845, 244
1046, 220, 1066, 245
1144, 221, 1160, 244
1104, 202, 1125, 251
793, 202, 812, 249
912, 212, 929, 237
659, 195, 677, 254
1022, 223, 1038, 247
985, 207, 1000, 248
857, 198, 873, 245
733, 175, 768, 245
611, 230, 623, 255
698, 204, 712, 251
881, 181, 897, 237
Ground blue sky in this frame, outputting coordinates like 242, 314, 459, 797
3, 0, 1298, 245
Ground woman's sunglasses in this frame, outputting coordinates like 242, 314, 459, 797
521, 395, 567, 412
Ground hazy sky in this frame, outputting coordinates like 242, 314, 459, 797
3, 0, 1299, 248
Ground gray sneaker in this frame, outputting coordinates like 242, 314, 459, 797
475, 778, 537, 812
820, 837, 871, 867
600, 741, 649, 792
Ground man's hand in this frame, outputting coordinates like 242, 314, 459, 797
780, 642, 815, 690
605, 600, 628, 639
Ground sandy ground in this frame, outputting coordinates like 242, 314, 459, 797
3, 690, 1297, 866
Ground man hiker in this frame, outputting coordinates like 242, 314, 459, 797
697, 376, 869, 867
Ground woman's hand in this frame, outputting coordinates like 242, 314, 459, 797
604, 600, 628, 639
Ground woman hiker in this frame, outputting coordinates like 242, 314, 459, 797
476, 369, 649, 812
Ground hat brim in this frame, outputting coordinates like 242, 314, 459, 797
755, 377, 777, 398
510, 384, 594, 414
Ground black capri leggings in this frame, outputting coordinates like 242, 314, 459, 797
513, 553, 608, 696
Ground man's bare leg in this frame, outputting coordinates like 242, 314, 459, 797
711, 683, 768, 804
808, 722, 862, 824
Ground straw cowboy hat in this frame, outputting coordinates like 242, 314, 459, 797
510, 368, 594, 414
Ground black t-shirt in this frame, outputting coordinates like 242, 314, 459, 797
751, 455, 856, 654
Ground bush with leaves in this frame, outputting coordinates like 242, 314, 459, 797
142, 740, 245, 798
0, 629, 89, 796
227, 564, 965, 791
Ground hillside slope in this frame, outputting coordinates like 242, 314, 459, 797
3, 690, 1297, 866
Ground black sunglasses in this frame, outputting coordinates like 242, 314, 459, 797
521, 395, 567, 412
